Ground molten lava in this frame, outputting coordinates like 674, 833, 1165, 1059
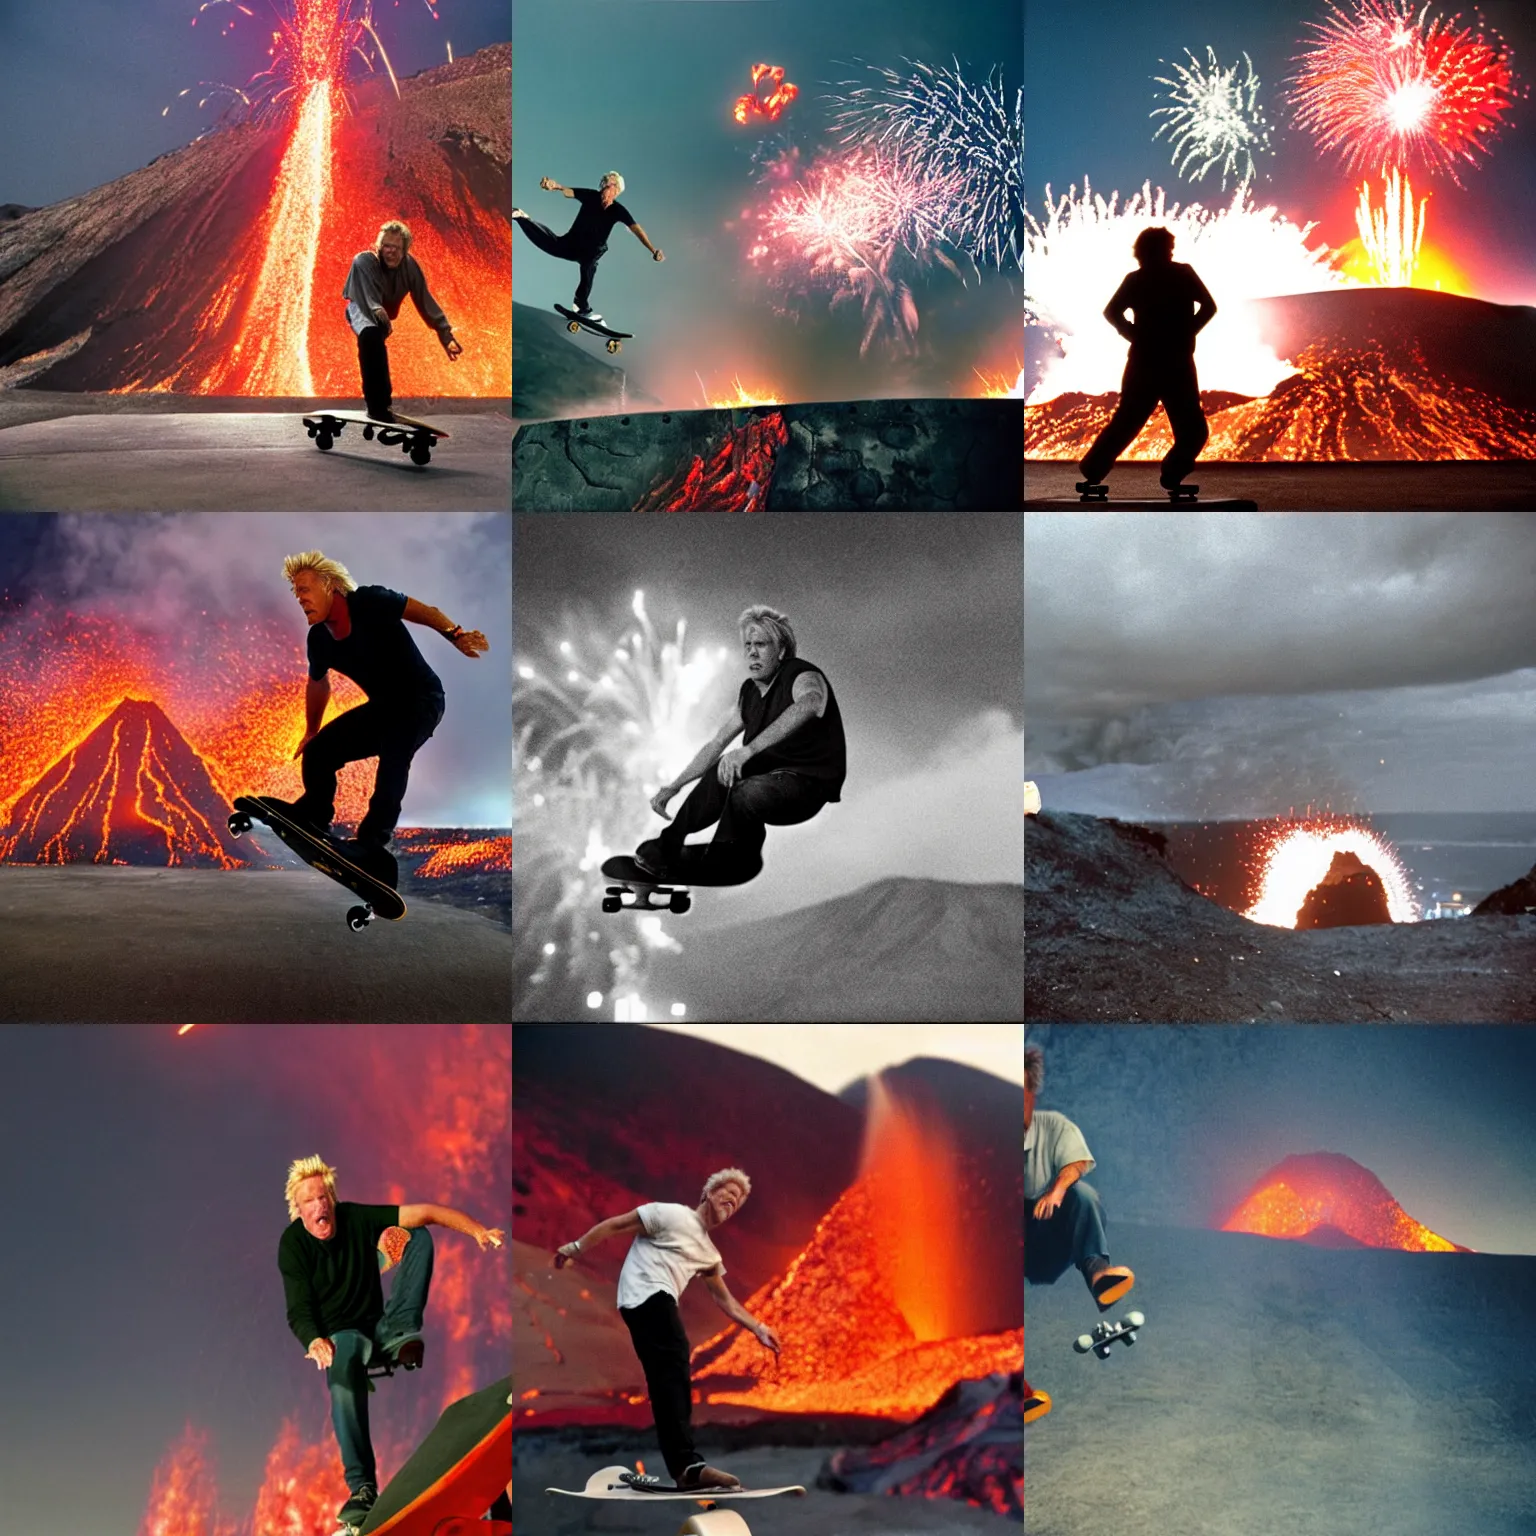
691, 1075, 1021, 1416
412, 835, 512, 878
1244, 819, 1417, 927
733, 62, 799, 125
1222, 1152, 1468, 1252
634, 412, 790, 511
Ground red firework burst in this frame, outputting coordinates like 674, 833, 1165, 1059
1290, 0, 1520, 180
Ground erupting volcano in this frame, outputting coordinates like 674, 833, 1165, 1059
1222, 1151, 1470, 1252
0, 698, 251, 867
1244, 816, 1417, 927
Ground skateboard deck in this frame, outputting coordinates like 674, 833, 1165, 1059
301, 410, 448, 466
1074, 1309, 1146, 1359
600, 849, 759, 913
555, 303, 633, 353
549, 1465, 806, 1501
358, 1374, 511, 1535
229, 795, 406, 929
1032, 497, 1260, 510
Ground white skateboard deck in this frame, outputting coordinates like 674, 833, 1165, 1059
546, 1464, 806, 1501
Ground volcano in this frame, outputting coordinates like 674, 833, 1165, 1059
0, 45, 509, 397
1026, 288, 1536, 462
1294, 850, 1394, 929
0, 697, 251, 867
1221, 1152, 1470, 1252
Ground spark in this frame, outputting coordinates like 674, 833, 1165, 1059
826, 57, 1023, 270
1152, 47, 1273, 189
1023, 179, 1349, 403
1356, 168, 1427, 284
1244, 820, 1419, 927
733, 62, 799, 125
1290, 0, 1521, 182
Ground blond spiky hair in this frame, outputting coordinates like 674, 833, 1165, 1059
282, 550, 357, 593
285, 1154, 339, 1221
702, 1167, 751, 1204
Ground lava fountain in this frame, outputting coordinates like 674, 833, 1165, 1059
1222, 1151, 1468, 1251
1244, 817, 1418, 927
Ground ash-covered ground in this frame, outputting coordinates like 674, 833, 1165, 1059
1025, 811, 1536, 1022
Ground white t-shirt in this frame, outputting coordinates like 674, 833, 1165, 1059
1025, 1109, 1095, 1200
615, 1202, 724, 1310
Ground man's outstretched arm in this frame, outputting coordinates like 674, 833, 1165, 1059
540, 177, 576, 198
703, 1270, 780, 1354
554, 1209, 645, 1266
402, 596, 489, 657
398, 1202, 505, 1249
629, 223, 665, 260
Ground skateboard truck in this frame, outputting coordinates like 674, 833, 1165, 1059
1167, 483, 1199, 503
1075, 480, 1109, 502
1074, 1309, 1146, 1359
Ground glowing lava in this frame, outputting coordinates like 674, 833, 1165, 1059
634, 412, 789, 511
1244, 819, 1418, 927
413, 834, 512, 878
1222, 1151, 1467, 1251
733, 62, 799, 125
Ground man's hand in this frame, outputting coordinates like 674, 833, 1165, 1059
539, 176, 558, 190
652, 248, 665, 262
450, 628, 489, 658
716, 747, 751, 787
442, 334, 463, 361
650, 785, 676, 820
293, 732, 316, 760
474, 1225, 506, 1251
306, 1337, 335, 1371
1033, 1189, 1065, 1221
750, 1322, 781, 1355
373, 306, 392, 338
554, 1242, 581, 1268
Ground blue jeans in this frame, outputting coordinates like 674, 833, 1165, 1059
324, 1225, 435, 1493
1025, 1181, 1110, 1286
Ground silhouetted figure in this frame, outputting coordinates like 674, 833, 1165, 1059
1079, 227, 1216, 490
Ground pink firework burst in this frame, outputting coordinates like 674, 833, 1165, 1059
1290, 0, 1520, 181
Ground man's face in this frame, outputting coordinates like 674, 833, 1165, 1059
742, 625, 783, 682
297, 1176, 335, 1241
600, 180, 618, 206
1025, 1083, 1035, 1132
704, 1179, 747, 1227
379, 234, 406, 269
292, 570, 333, 625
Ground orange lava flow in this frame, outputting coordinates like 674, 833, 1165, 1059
1221, 1152, 1465, 1252
635, 412, 790, 511
1244, 818, 1418, 927
411, 835, 512, 878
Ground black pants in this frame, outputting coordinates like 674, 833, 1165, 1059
514, 217, 602, 309
1079, 351, 1209, 486
356, 324, 393, 420
620, 1291, 701, 1483
1025, 1182, 1112, 1286
639, 767, 830, 880
294, 693, 444, 847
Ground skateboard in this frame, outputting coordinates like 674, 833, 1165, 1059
301, 410, 448, 466
554, 303, 633, 354
600, 849, 759, 914
1074, 1309, 1146, 1359
1069, 481, 1257, 509
548, 1466, 805, 1536
228, 795, 406, 930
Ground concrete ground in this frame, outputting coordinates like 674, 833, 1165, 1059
0, 395, 511, 510
1026, 1223, 1536, 1536
1023, 459, 1536, 509
0, 867, 511, 1022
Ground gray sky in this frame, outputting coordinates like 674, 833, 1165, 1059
1025, 512, 1536, 817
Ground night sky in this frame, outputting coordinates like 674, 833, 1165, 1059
0, 1024, 510, 1536
512, 0, 1022, 406
1026, 0, 1536, 305
0, 512, 512, 828
1027, 1024, 1536, 1255
0, 0, 511, 209
1024, 511, 1536, 817
515, 513, 1023, 929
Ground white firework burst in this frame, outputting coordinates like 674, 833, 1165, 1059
1152, 47, 1273, 190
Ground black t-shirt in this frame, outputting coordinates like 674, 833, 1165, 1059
738, 655, 846, 799
1108, 262, 1214, 356
566, 187, 635, 258
307, 584, 444, 705
277, 1200, 401, 1348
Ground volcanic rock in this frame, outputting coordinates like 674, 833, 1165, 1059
512, 398, 1023, 510
0, 697, 251, 867
818, 1370, 1023, 1519
1472, 861, 1536, 916
1294, 849, 1393, 929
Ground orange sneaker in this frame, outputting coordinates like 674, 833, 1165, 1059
1089, 1263, 1135, 1310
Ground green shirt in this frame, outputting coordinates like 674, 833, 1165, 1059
278, 1201, 400, 1349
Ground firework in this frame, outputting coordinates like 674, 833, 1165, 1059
1356, 168, 1427, 284
1024, 180, 1349, 402
733, 61, 799, 125
1290, 0, 1520, 181
826, 57, 1023, 270
1152, 47, 1273, 189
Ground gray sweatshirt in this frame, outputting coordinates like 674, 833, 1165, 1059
342, 250, 453, 338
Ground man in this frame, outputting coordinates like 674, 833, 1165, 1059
1025, 1045, 1134, 1309
342, 220, 463, 423
554, 1169, 779, 1492
634, 605, 844, 883
278, 550, 489, 889
277, 1154, 506, 1533
1077, 225, 1217, 494
512, 171, 664, 323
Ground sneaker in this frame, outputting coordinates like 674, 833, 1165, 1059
333, 838, 398, 889
677, 1463, 742, 1492
382, 1335, 425, 1370
574, 306, 603, 323
511, 207, 526, 219
1024, 1382, 1052, 1424
632, 839, 672, 879
336, 1483, 378, 1529
261, 796, 329, 839
1088, 1263, 1135, 1311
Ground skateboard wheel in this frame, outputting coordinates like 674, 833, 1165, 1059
567, 320, 581, 333
317, 433, 333, 450
607, 339, 621, 354
601, 896, 621, 913
1074, 1334, 1093, 1352
670, 892, 691, 913
347, 905, 372, 931
410, 445, 431, 466
363, 424, 376, 440
228, 812, 251, 837
1126, 1311, 1145, 1328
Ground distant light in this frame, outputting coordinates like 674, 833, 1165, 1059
559, 641, 573, 655
517, 665, 535, 679
670, 1003, 687, 1017
532, 793, 545, 807
586, 991, 603, 1009
566, 670, 580, 683
542, 942, 556, 955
